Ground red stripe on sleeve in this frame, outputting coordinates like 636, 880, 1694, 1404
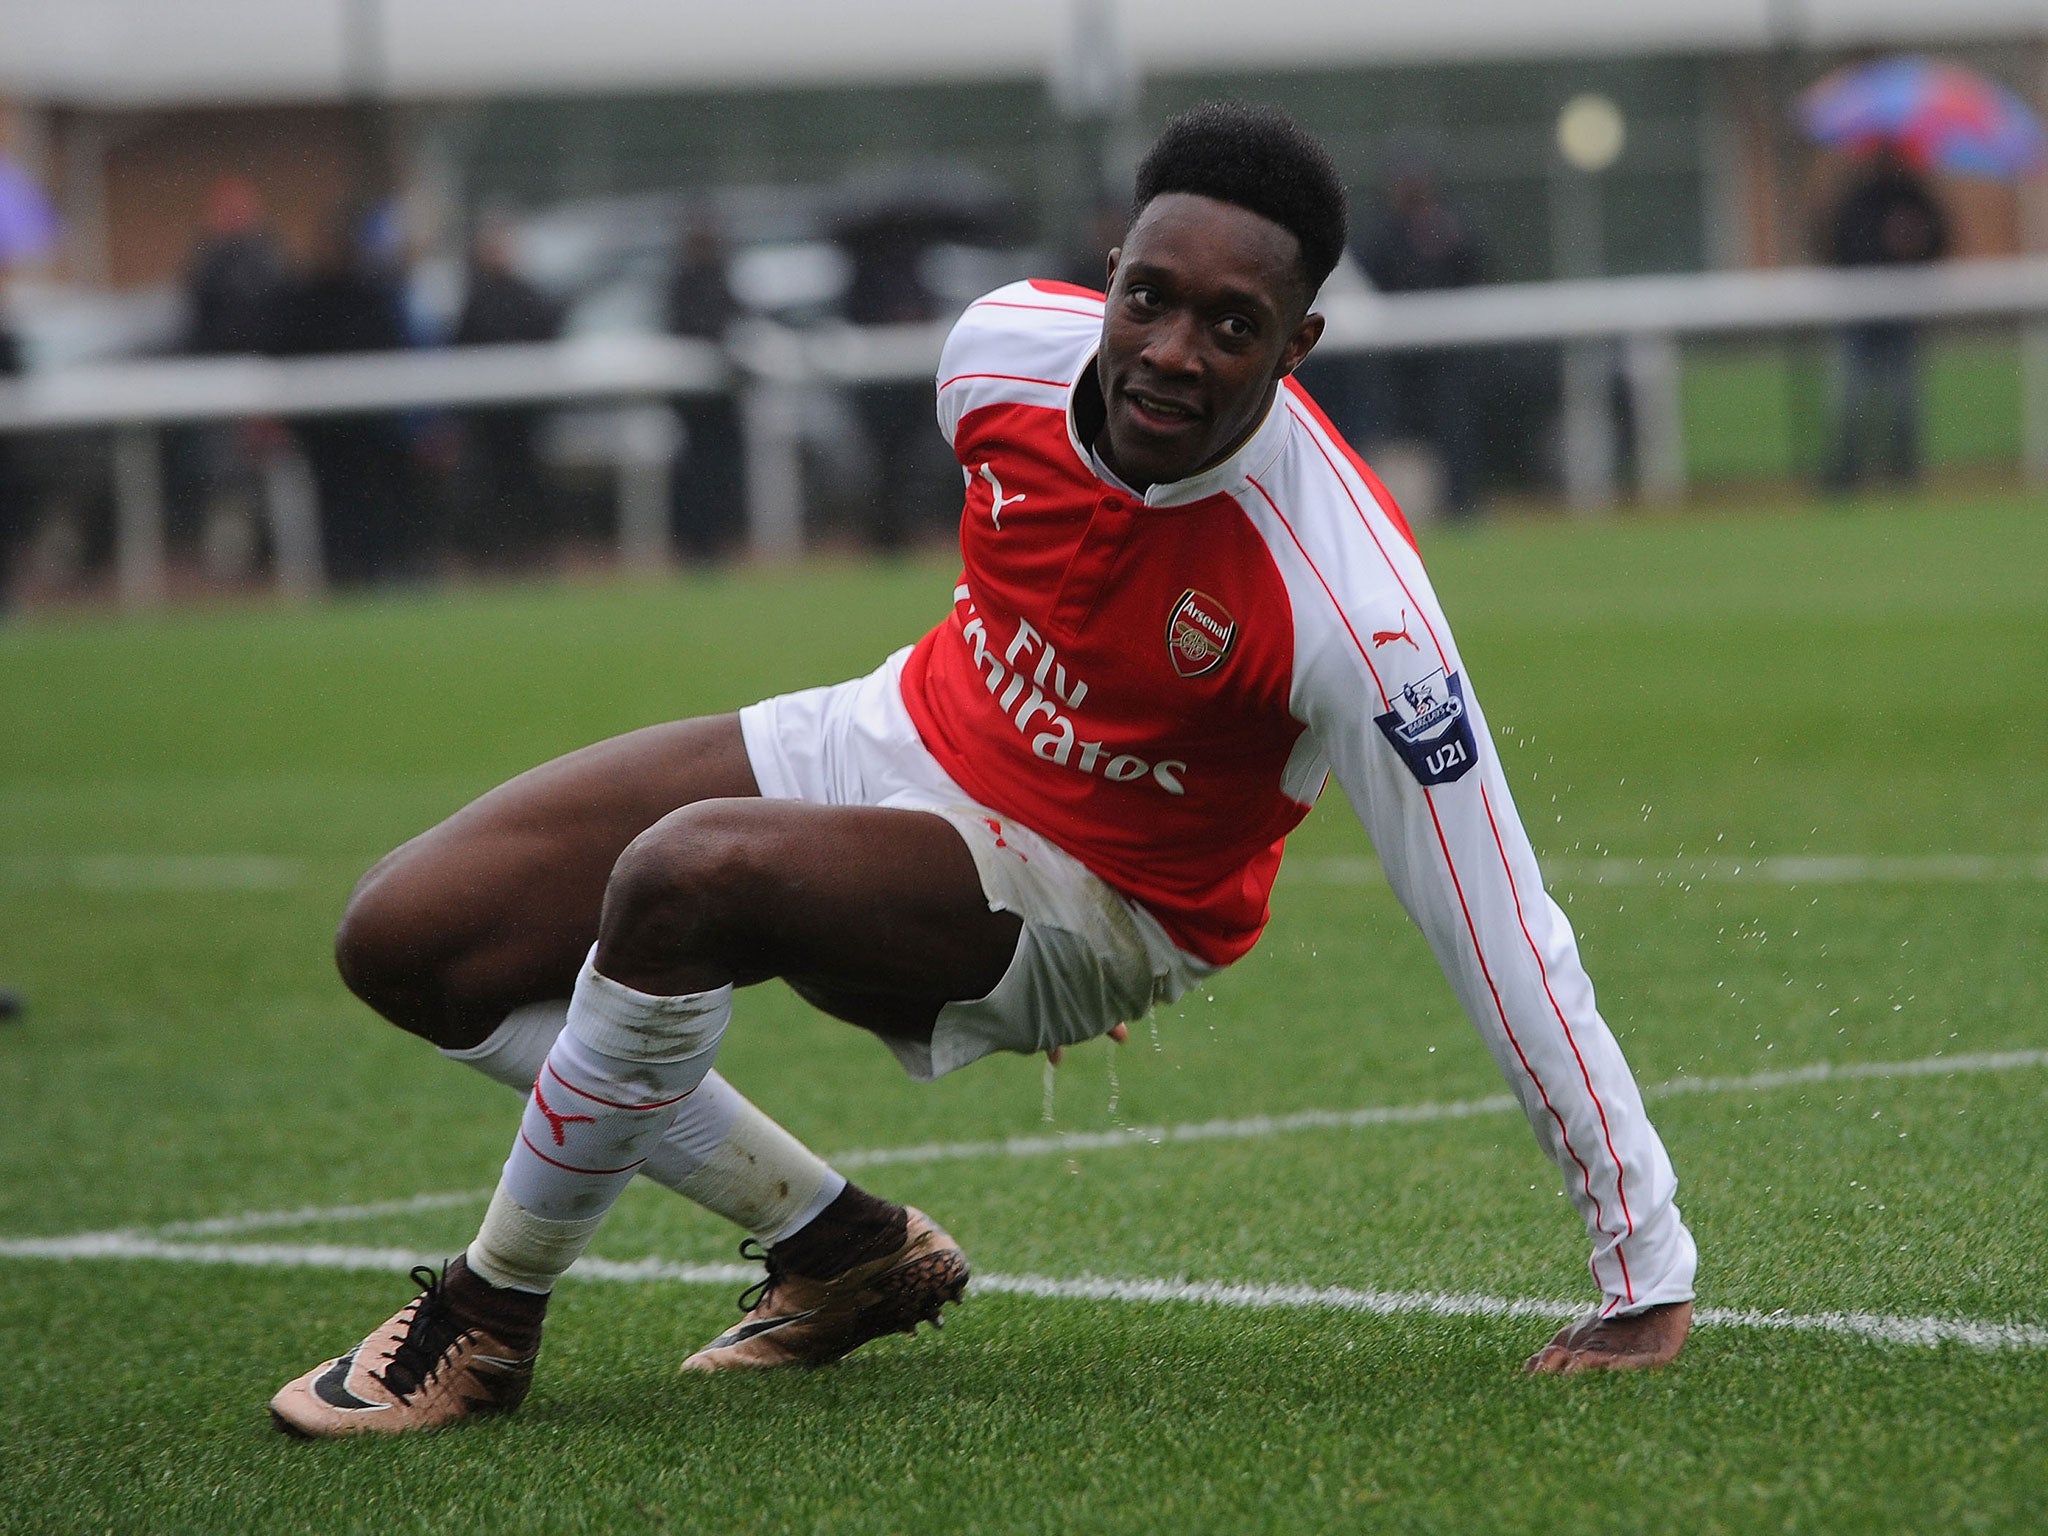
938, 370, 1073, 394
1282, 378, 1420, 553
1476, 781, 1637, 1302
967, 300, 1102, 318
1026, 279, 1105, 299
1249, 469, 1619, 1290
1245, 475, 1392, 711
1284, 401, 1454, 671
1416, 789, 1616, 1283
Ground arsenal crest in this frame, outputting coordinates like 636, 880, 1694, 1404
1166, 589, 1237, 678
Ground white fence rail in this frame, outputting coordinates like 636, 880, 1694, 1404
4, 258, 2048, 606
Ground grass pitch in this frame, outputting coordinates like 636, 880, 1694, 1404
3, 493, 2045, 1533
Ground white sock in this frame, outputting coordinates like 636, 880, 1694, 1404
442, 1002, 842, 1242
467, 951, 730, 1292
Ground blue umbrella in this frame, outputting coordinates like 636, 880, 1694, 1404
1801, 56, 2046, 181
0, 156, 60, 264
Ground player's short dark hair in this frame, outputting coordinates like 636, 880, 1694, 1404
1131, 101, 1348, 297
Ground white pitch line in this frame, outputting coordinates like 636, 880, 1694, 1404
836, 1092, 1521, 1169
841, 1047, 2048, 1170
979, 1274, 2048, 1353
1648, 1047, 2048, 1100
1287, 853, 2048, 888
0, 1230, 2040, 1354
0, 1231, 756, 1285
0, 1232, 439, 1272
1688, 1303, 2048, 1353
58, 1045, 2047, 1244
150, 1190, 487, 1238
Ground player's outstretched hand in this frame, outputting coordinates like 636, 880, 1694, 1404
1523, 1299, 1692, 1375
1046, 1022, 1129, 1067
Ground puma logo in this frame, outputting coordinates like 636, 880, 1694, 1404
1372, 610, 1419, 650
533, 1076, 596, 1147
978, 462, 1025, 528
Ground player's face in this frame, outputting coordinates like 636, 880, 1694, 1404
1095, 192, 1325, 489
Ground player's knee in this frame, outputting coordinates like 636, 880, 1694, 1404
333, 850, 447, 1018
601, 800, 767, 964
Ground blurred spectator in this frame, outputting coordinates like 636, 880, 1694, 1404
0, 309, 21, 615
1821, 145, 1950, 492
1355, 157, 1488, 517
450, 218, 564, 568
1058, 201, 1124, 292
186, 176, 285, 356
0, 159, 54, 608
267, 205, 421, 586
176, 176, 288, 577
664, 214, 746, 560
836, 200, 963, 550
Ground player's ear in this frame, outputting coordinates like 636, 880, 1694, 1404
1278, 310, 1325, 378
1103, 247, 1123, 293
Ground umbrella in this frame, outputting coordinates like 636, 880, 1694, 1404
0, 156, 59, 264
1800, 56, 2047, 180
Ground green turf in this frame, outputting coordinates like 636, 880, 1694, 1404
1681, 332, 2023, 483
3, 495, 2045, 1533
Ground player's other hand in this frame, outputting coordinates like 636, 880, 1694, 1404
1046, 1022, 1129, 1067
1523, 1299, 1692, 1374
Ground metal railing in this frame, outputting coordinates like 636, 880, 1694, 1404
4, 257, 2047, 606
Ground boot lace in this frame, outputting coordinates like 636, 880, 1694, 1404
376, 1265, 470, 1402
735, 1239, 786, 1314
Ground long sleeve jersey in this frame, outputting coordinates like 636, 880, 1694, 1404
898, 280, 1695, 1312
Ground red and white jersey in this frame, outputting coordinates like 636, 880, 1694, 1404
900, 279, 1696, 1313
901, 276, 1473, 963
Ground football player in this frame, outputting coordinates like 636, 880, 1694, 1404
272, 101, 1694, 1438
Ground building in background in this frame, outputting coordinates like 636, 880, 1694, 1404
0, 1, 2042, 310
0, 0, 2044, 587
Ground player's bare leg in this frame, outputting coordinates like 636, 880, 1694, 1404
589, 796, 1020, 1029
1522, 1299, 1693, 1375
273, 786, 1012, 1434
578, 797, 1009, 1374
333, 714, 870, 1253
334, 713, 761, 1050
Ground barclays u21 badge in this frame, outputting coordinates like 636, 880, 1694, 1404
1374, 668, 1479, 785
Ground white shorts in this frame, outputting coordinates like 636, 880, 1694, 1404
739, 647, 1214, 1080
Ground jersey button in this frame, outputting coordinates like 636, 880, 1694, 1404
1098, 495, 1125, 513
